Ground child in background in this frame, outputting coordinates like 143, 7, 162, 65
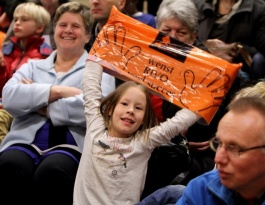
0, 2, 51, 97
0, 2, 51, 144
73, 61, 200, 205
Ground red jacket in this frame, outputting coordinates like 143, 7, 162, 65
0, 36, 52, 97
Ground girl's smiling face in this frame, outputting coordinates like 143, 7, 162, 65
108, 86, 146, 138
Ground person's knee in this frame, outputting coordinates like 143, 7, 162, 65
34, 153, 79, 181
164, 185, 185, 195
0, 149, 32, 167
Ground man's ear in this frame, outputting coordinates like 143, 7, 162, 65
85, 33, 91, 43
118, 0, 127, 10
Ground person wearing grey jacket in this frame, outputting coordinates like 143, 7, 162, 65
0, 2, 91, 205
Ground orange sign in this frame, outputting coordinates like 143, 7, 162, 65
88, 6, 242, 124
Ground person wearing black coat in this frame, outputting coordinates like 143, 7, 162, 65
193, 0, 265, 82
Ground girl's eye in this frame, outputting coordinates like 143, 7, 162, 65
121, 102, 127, 106
136, 106, 143, 110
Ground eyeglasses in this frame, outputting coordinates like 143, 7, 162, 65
210, 137, 265, 157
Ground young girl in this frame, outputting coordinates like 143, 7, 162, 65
74, 60, 200, 205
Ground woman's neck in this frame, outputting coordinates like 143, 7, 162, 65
218, 0, 237, 15
54, 54, 81, 73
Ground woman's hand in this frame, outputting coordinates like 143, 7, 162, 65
36, 106, 48, 117
21, 78, 33, 84
49, 85, 82, 102
204, 39, 239, 63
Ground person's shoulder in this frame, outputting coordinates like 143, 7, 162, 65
143, 13, 156, 19
253, 0, 265, 6
252, 0, 265, 12
188, 169, 219, 186
28, 50, 56, 66
178, 170, 221, 205
39, 42, 52, 56
2, 40, 14, 55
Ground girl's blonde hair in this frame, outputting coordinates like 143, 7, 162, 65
100, 81, 158, 141
13, 2, 51, 35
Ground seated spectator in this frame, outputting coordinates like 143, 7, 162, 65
176, 96, 265, 205
193, 0, 265, 83
0, 2, 52, 144
3, 0, 70, 49
142, 0, 217, 199
0, 2, 52, 96
0, 2, 91, 204
142, 80, 265, 205
124, 0, 156, 28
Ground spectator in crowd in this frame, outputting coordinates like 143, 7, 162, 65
141, 80, 265, 205
0, 2, 52, 144
86, 0, 127, 98
73, 58, 200, 204
124, 0, 156, 28
3, 0, 70, 49
193, 0, 265, 83
0, 2, 52, 97
141, 0, 217, 199
176, 96, 265, 205
0, 2, 91, 204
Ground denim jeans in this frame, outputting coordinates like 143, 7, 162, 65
136, 185, 185, 205
251, 52, 265, 81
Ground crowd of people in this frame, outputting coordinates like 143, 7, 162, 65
0, 0, 265, 204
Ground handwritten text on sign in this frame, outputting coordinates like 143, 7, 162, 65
88, 6, 241, 123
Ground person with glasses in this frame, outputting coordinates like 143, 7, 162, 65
176, 96, 265, 205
